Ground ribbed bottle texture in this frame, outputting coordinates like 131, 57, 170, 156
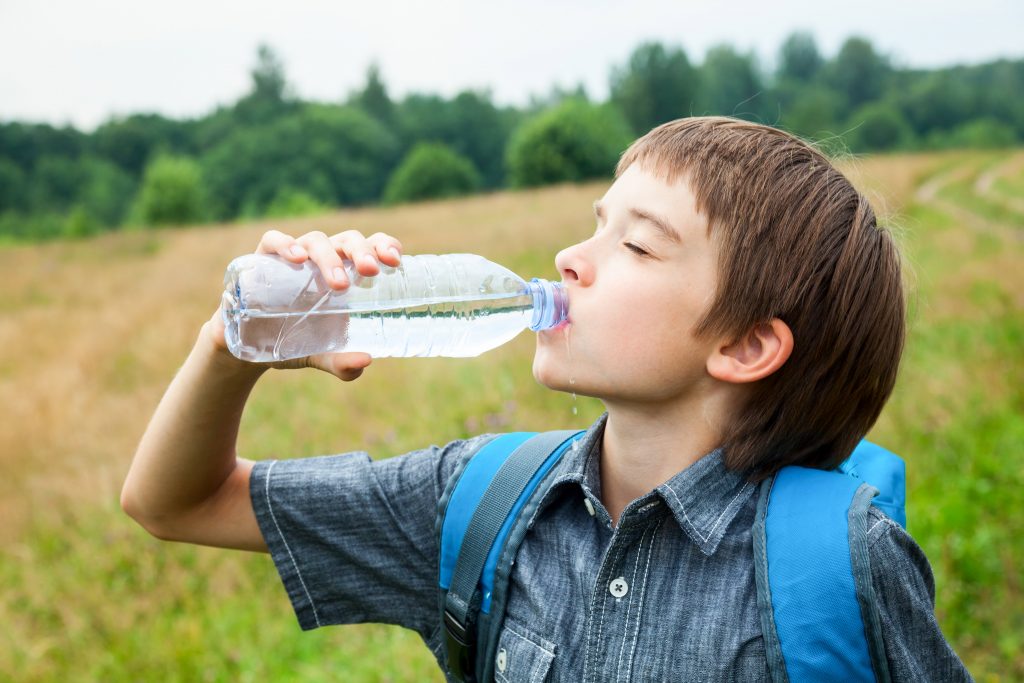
221, 253, 568, 362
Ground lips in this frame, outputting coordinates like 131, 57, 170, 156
544, 317, 571, 334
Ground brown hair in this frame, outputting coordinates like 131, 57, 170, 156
617, 116, 906, 481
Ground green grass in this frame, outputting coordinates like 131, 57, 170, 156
992, 173, 1024, 198
869, 167, 1024, 680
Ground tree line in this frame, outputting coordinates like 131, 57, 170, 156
1, 33, 1022, 243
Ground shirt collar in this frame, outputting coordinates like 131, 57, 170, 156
655, 448, 755, 556
557, 412, 755, 556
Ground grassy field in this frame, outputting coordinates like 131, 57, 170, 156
1, 148, 1021, 681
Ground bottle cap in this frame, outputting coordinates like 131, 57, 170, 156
528, 279, 569, 330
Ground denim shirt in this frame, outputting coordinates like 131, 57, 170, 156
250, 413, 972, 682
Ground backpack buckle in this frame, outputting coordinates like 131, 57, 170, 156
444, 608, 476, 682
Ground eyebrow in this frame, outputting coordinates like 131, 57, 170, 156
593, 200, 682, 245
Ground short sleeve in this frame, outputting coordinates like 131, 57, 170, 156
867, 507, 974, 682
249, 433, 496, 639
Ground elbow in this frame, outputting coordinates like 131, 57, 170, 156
120, 478, 143, 522
120, 482, 170, 541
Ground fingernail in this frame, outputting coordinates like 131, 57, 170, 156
361, 254, 377, 265
388, 247, 401, 261
290, 245, 305, 257
332, 267, 346, 282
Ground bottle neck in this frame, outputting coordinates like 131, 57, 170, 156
527, 279, 568, 331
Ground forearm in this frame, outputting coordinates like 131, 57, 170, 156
121, 322, 268, 526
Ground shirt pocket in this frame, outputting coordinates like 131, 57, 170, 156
493, 619, 557, 683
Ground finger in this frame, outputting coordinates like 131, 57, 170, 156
311, 352, 372, 380
367, 232, 404, 266
329, 230, 380, 277
296, 231, 348, 290
255, 229, 307, 263
338, 367, 366, 382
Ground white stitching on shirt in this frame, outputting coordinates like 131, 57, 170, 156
264, 460, 322, 628
624, 518, 663, 683
663, 481, 752, 546
616, 523, 650, 682
505, 620, 557, 657
868, 514, 900, 541
867, 517, 886, 536
585, 539, 621, 677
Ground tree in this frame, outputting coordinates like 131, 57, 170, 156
897, 70, 974, 136
351, 63, 395, 125
264, 188, 327, 218
776, 31, 824, 83
844, 102, 914, 152
29, 156, 81, 213
76, 157, 136, 227
778, 88, 844, 139
131, 155, 206, 226
696, 45, 771, 122
821, 37, 894, 114
90, 114, 192, 176
201, 104, 399, 218
506, 99, 633, 188
0, 122, 84, 171
972, 60, 1024, 139
610, 42, 699, 135
937, 118, 1019, 150
396, 91, 519, 189
383, 142, 481, 204
0, 158, 27, 213
234, 43, 296, 125
450, 91, 518, 189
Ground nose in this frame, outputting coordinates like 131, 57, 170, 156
555, 241, 592, 287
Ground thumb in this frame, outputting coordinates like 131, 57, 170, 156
311, 352, 373, 381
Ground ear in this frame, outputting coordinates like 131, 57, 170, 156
706, 319, 794, 384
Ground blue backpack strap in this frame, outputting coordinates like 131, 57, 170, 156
838, 440, 906, 529
752, 439, 905, 683
437, 429, 584, 682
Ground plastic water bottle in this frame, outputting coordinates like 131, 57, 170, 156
220, 253, 569, 362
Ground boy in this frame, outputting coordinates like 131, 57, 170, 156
122, 116, 971, 681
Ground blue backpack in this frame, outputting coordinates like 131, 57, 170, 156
436, 430, 906, 683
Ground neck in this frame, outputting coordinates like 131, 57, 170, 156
599, 390, 731, 527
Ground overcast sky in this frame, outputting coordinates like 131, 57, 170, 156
1, 0, 1021, 131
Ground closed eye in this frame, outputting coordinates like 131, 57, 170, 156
625, 243, 650, 257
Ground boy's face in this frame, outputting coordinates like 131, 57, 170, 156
533, 164, 721, 405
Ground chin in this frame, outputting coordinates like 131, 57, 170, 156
533, 359, 593, 398
532, 355, 569, 391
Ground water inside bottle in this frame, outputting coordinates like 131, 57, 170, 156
231, 290, 539, 360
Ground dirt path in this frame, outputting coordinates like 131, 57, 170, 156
914, 157, 1023, 242
973, 152, 1024, 215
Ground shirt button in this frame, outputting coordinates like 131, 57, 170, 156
496, 647, 508, 673
609, 576, 629, 598
583, 497, 596, 517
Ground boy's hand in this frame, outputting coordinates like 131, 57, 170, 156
203, 228, 404, 381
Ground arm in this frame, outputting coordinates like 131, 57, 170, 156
120, 320, 271, 551
121, 228, 403, 552
868, 508, 974, 682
